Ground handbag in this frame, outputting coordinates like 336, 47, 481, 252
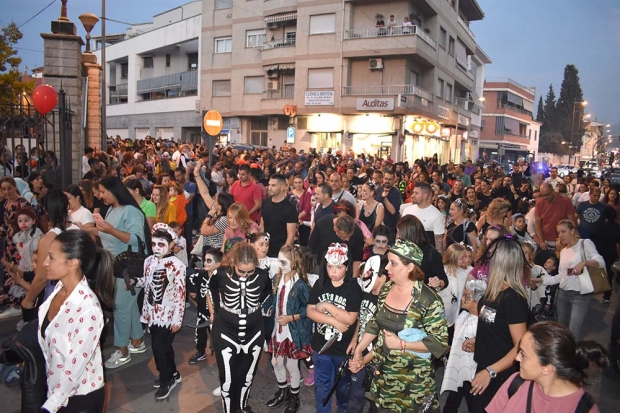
114, 236, 146, 279
577, 240, 611, 295
191, 235, 204, 256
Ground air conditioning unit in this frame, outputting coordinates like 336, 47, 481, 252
267, 22, 280, 30
369, 58, 383, 70
267, 70, 280, 79
267, 81, 278, 90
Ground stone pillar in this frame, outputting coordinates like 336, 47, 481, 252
82, 55, 102, 151
41, 25, 84, 184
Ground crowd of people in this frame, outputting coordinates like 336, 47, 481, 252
0, 136, 616, 413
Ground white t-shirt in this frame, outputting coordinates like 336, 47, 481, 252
402, 204, 445, 235
211, 170, 225, 194
174, 237, 188, 266
332, 189, 357, 206
82, 155, 90, 175
70, 206, 94, 226
544, 177, 563, 191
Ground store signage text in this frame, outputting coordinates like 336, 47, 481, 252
357, 98, 394, 111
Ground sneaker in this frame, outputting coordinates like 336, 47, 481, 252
104, 350, 131, 369
304, 368, 315, 386
604, 298, 611, 303
155, 378, 177, 400
212, 386, 222, 397
189, 352, 207, 364
153, 371, 182, 388
128, 342, 147, 354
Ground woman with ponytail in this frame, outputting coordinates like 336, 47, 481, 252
487, 321, 606, 413
37, 230, 115, 412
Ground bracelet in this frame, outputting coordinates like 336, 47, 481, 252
400, 339, 406, 351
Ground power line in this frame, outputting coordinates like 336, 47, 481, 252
15, 47, 44, 53
18, 0, 57, 29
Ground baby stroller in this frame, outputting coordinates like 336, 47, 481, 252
532, 284, 559, 322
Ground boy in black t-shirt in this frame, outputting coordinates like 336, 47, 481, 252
307, 243, 362, 413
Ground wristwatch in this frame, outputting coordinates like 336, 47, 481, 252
486, 366, 497, 379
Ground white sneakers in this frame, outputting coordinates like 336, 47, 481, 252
128, 342, 147, 354
212, 386, 222, 397
104, 350, 131, 369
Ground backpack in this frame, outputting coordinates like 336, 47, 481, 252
507, 374, 595, 413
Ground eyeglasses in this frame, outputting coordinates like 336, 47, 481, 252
236, 267, 256, 276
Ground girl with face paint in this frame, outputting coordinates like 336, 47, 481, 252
266, 245, 313, 412
132, 223, 187, 400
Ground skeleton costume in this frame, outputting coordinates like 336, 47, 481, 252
209, 265, 272, 413
189, 268, 214, 354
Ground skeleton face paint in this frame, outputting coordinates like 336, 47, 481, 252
359, 255, 381, 293
278, 252, 292, 274
151, 237, 172, 258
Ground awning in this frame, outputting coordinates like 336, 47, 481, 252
522, 99, 534, 112
507, 92, 523, 106
264, 63, 295, 72
265, 12, 297, 24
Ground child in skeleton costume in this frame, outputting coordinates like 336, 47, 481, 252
266, 245, 313, 413
347, 254, 388, 413
307, 243, 362, 413
188, 248, 223, 364
208, 242, 272, 413
133, 223, 186, 400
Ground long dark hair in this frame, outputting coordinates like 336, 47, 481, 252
529, 321, 608, 387
396, 215, 428, 247
42, 188, 70, 231
65, 184, 86, 207
55, 230, 115, 309
216, 192, 234, 216
124, 178, 147, 198
99, 176, 152, 254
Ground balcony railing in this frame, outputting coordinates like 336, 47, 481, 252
263, 89, 294, 99
108, 83, 128, 105
342, 84, 433, 101
136, 70, 198, 95
457, 16, 476, 40
499, 102, 533, 117
344, 25, 436, 49
260, 38, 296, 50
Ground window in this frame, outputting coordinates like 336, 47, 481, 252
448, 36, 455, 56
308, 68, 333, 88
251, 117, 268, 146
251, 132, 268, 146
436, 78, 444, 99
215, 0, 232, 10
439, 27, 447, 49
535, 130, 538, 141
446, 83, 453, 102
120, 63, 128, 79
165, 54, 171, 67
244, 76, 264, 94
143, 56, 153, 68
187, 53, 198, 70
310, 14, 336, 34
213, 80, 231, 97
215, 37, 232, 53
409, 70, 420, 86
246, 29, 266, 48
285, 31, 297, 45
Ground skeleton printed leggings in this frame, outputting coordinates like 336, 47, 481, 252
194, 292, 212, 353
212, 310, 264, 413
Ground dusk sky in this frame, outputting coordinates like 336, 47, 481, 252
2, 0, 619, 132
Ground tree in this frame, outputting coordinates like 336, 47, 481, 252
536, 95, 544, 123
541, 84, 557, 136
0, 23, 32, 105
555, 64, 585, 146
539, 132, 571, 156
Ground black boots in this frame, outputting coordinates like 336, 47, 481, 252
284, 393, 300, 413
266, 386, 291, 408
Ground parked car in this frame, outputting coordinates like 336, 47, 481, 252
556, 164, 577, 177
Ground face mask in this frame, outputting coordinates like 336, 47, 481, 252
151, 237, 171, 258
358, 255, 381, 293
278, 252, 292, 274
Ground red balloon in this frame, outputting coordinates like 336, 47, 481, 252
32, 84, 59, 115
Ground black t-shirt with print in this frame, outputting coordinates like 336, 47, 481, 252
358, 291, 379, 354
474, 288, 529, 374
308, 278, 362, 356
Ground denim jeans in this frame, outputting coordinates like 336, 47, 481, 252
314, 352, 351, 413
346, 368, 367, 413
557, 289, 590, 341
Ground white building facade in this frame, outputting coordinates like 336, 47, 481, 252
94, 1, 202, 141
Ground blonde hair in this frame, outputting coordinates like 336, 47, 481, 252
273, 245, 309, 293
486, 198, 512, 222
152, 184, 171, 223
227, 203, 254, 234
443, 243, 466, 277
222, 242, 258, 270
485, 238, 529, 303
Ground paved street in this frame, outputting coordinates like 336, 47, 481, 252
1, 293, 619, 413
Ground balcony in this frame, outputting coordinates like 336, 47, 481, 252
457, 16, 476, 41
260, 38, 296, 50
344, 25, 436, 49
262, 89, 294, 100
498, 102, 533, 117
342, 84, 433, 101
109, 83, 128, 105
136, 70, 198, 96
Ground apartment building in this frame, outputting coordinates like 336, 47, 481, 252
480, 79, 541, 163
201, 0, 488, 162
94, 1, 202, 141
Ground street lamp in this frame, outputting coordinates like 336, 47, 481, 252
78, 13, 99, 53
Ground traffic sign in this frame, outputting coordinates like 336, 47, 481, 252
203, 110, 223, 136
287, 126, 295, 144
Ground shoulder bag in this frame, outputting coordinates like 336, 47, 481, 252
114, 236, 146, 280
577, 240, 611, 295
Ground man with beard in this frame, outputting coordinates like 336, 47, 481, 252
261, 174, 298, 256
375, 170, 401, 243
